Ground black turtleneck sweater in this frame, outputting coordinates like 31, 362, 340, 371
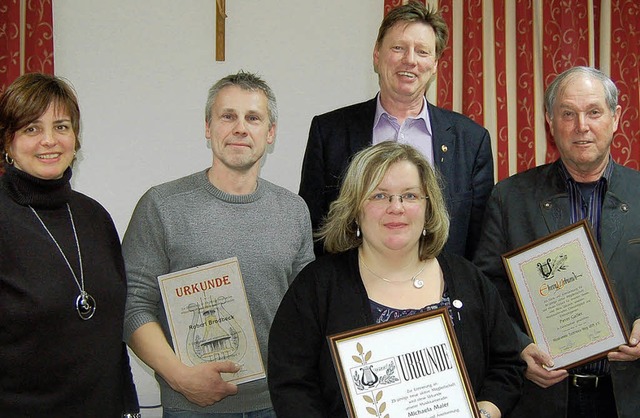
0, 165, 137, 417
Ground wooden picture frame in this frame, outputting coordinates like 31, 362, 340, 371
502, 220, 628, 370
328, 308, 480, 418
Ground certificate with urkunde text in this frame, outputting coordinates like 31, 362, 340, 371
328, 308, 480, 418
158, 257, 265, 385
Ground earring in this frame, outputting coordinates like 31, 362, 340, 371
422, 228, 427, 237
356, 226, 361, 238
206, 139, 212, 149
4, 153, 14, 165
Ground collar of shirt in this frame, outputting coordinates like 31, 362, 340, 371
558, 157, 613, 189
558, 157, 613, 244
372, 93, 434, 165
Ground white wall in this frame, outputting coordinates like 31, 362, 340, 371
53, 1, 380, 415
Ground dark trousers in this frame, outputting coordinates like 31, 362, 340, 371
567, 374, 617, 418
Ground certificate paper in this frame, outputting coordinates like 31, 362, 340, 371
158, 257, 265, 384
502, 221, 628, 370
328, 308, 480, 418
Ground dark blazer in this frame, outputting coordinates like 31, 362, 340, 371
299, 97, 494, 259
473, 160, 640, 418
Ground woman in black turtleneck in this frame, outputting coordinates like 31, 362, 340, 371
0, 73, 139, 417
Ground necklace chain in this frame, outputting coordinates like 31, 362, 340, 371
30, 203, 85, 296
360, 258, 426, 289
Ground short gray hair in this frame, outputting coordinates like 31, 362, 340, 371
204, 71, 277, 127
544, 66, 618, 117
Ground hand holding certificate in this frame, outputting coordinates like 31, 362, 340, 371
158, 257, 266, 385
502, 221, 629, 370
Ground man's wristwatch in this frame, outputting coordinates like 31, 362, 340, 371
479, 409, 492, 418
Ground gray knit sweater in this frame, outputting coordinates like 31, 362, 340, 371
122, 169, 315, 414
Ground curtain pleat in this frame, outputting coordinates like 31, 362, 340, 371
0, 0, 53, 93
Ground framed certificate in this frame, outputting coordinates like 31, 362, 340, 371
502, 220, 629, 370
328, 308, 480, 418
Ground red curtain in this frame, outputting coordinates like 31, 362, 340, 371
384, 0, 640, 180
0, 0, 54, 93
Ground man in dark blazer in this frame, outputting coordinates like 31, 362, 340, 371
474, 66, 640, 418
299, 2, 493, 259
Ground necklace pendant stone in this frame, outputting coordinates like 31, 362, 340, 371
413, 278, 424, 289
76, 292, 96, 320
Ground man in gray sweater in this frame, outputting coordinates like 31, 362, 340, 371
122, 71, 315, 417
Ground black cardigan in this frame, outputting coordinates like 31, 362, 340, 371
268, 249, 524, 418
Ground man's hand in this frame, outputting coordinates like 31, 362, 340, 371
172, 361, 241, 407
521, 343, 568, 388
608, 319, 640, 362
127, 323, 241, 407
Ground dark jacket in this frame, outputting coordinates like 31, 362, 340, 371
473, 160, 640, 418
268, 249, 524, 418
299, 97, 494, 259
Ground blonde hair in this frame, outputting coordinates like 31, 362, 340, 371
318, 141, 449, 259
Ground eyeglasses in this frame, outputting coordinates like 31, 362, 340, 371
367, 192, 427, 205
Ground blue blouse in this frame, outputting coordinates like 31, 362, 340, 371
370, 291, 452, 324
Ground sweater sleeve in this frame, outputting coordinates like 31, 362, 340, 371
289, 200, 316, 283
122, 188, 170, 341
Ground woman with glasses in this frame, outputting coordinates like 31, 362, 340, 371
268, 141, 523, 418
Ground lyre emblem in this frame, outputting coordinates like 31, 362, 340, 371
360, 365, 379, 387
537, 258, 553, 279
537, 254, 568, 280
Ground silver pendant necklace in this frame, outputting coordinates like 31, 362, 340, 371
360, 258, 426, 289
30, 203, 96, 320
